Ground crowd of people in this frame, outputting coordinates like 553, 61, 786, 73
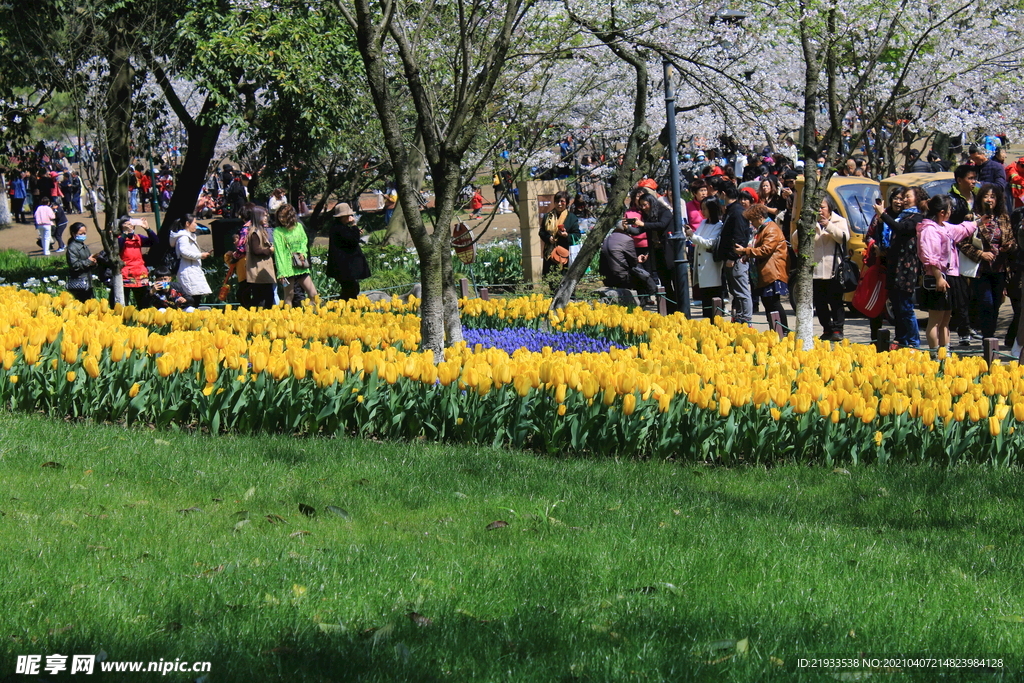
10, 132, 1024, 357
586, 138, 1024, 356
60, 201, 371, 312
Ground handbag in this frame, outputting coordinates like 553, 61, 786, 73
957, 235, 984, 278
291, 252, 309, 269
832, 235, 859, 293
567, 235, 582, 265
852, 264, 888, 317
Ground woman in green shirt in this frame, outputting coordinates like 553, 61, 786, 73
272, 203, 318, 307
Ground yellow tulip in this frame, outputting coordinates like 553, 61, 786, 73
513, 373, 532, 398
817, 400, 830, 418
623, 393, 636, 416
66, 371, 76, 383
873, 431, 883, 446
554, 383, 567, 404
770, 407, 781, 421
83, 355, 100, 379
1014, 402, 1024, 422
8, 375, 18, 384
718, 396, 731, 418
22, 344, 40, 366
989, 416, 1001, 437
129, 383, 141, 398
557, 404, 567, 416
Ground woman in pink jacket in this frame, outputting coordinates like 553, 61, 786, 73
917, 194, 978, 353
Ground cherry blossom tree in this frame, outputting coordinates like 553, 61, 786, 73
757, 0, 1024, 346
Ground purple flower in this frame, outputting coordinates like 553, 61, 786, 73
463, 327, 620, 354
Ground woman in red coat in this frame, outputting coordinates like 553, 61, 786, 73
116, 215, 158, 306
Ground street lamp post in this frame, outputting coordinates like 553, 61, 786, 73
663, 57, 691, 318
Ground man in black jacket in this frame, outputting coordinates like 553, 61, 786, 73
948, 164, 977, 224
600, 221, 656, 295
948, 164, 979, 343
714, 184, 753, 324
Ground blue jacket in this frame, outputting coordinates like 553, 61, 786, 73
11, 177, 26, 199
977, 159, 1008, 193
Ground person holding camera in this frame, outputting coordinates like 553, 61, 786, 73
147, 268, 195, 310
116, 216, 158, 307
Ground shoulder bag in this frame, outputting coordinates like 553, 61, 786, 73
832, 235, 859, 293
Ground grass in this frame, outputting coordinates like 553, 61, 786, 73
0, 249, 66, 283
0, 411, 1022, 682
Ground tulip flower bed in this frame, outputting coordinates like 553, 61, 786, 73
2, 286, 1024, 465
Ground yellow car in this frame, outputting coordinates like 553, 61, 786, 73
879, 172, 954, 205
791, 176, 880, 269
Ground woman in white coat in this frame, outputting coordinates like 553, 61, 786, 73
812, 197, 851, 341
169, 214, 213, 302
686, 196, 725, 319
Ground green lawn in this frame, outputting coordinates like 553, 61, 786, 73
0, 411, 1022, 681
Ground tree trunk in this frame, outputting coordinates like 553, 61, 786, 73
441, 247, 464, 346
155, 120, 223, 253
550, 36, 650, 310
418, 244, 446, 359
102, 14, 134, 305
794, 14, 823, 349
384, 131, 426, 248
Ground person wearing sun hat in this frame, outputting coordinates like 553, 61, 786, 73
326, 202, 371, 300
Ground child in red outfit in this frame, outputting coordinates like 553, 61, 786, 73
469, 187, 484, 219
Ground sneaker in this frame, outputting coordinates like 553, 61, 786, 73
970, 329, 984, 340
958, 334, 971, 347
54, 248, 65, 254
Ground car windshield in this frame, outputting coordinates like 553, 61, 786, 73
922, 178, 955, 199
835, 184, 880, 234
